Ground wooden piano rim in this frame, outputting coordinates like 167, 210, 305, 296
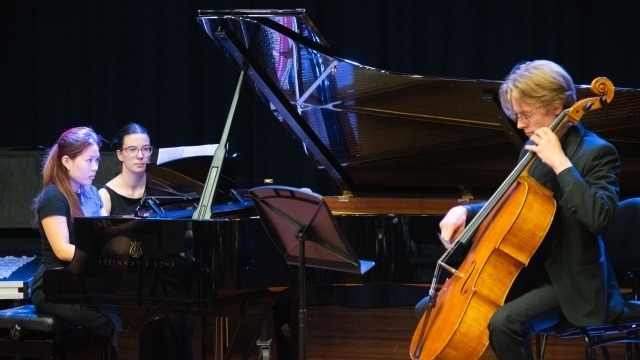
324, 196, 484, 216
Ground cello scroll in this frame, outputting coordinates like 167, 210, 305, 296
566, 77, 614, 124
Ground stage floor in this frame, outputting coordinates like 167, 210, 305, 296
112, 304, 630, 359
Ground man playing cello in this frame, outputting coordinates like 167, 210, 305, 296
417, 59, 624, 359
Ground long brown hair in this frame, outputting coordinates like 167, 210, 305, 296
32, 127, 103, 222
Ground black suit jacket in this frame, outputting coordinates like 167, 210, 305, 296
467, 123, 623, 326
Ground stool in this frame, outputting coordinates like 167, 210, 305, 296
0, 304, 111, 359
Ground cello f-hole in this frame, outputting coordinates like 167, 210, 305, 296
459, 261, 476, 296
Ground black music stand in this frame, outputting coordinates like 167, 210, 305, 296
248, 185, 374, 359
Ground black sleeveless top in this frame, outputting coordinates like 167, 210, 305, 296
102, 185, 143, 215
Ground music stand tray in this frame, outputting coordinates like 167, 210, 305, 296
248, 185, 374, 359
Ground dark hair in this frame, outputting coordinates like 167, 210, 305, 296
112, 122, 150, 150
32, 127, 103, 221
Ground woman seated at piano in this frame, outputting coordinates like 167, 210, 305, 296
98, 122, 193, 360
30, 126, 119, 357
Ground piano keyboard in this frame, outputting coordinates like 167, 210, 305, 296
0, 256, 39, 300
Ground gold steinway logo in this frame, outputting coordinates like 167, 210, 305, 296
129, 241, 143, 258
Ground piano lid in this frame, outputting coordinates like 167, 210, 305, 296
197, 9, 640, 198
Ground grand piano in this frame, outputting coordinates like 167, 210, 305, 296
194, 8, 640, 287
42, 8, 640, 358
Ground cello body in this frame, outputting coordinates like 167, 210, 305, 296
410, 175, 555, 359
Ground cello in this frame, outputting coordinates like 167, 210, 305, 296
409, 77, 615, 359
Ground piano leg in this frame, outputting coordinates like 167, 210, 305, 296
221, 302, 274, 360
139, 315, 194, 359
214, 316, 228, 360
199, 302, 276, 360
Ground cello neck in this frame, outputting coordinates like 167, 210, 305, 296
456, 109, 570, 246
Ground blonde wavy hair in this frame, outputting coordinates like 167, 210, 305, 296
499, 60, 577, 120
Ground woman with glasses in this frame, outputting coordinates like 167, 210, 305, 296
30, 126, 119, 358
99, 122, 153, 215
416, 60, 623, 359
98, 122, 193, 359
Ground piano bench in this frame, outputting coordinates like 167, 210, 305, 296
0, 304, 111, 359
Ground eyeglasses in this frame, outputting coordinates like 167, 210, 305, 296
122, 146, 153, 156
513, 105, 542, 123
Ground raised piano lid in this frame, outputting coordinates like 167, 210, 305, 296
197, 9, 640, 210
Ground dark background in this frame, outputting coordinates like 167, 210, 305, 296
2, 0, 639, 194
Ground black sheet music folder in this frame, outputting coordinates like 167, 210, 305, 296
249, 185, 374, 275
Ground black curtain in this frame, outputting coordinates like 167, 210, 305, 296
2, 0, 639, 194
